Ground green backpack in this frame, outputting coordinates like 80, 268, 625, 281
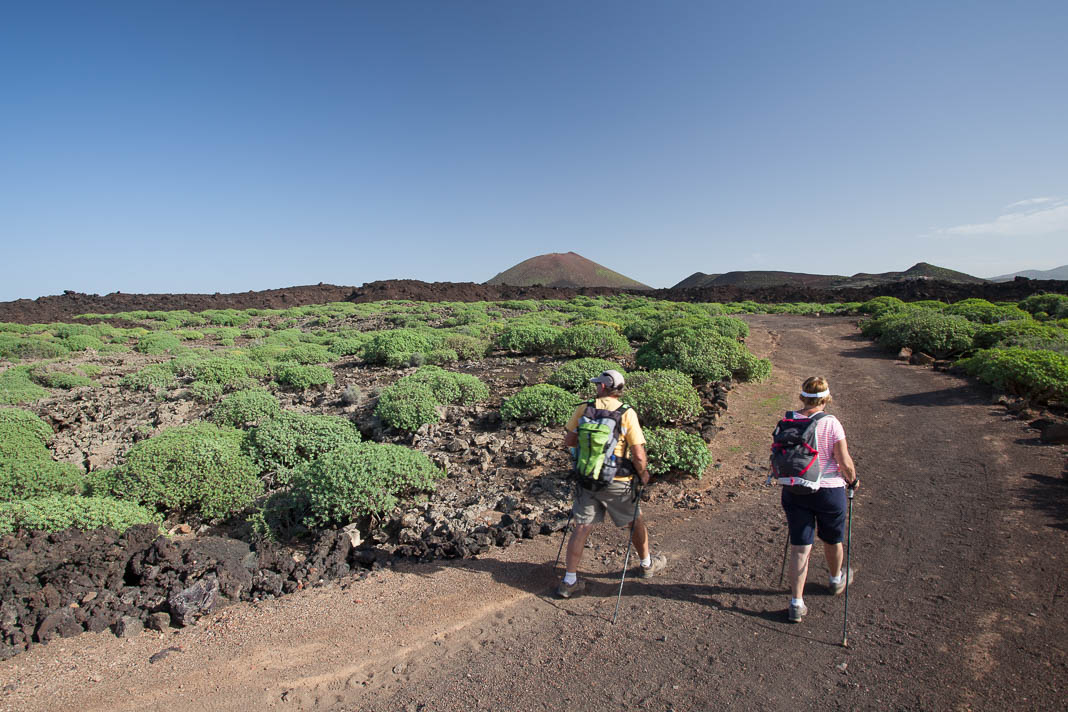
573, 401, 631, 488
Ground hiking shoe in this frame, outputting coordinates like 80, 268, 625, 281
788, 601, 808, 623
830, 568, 855, 596
556, 579, 586, 599
639, 554, 667, 579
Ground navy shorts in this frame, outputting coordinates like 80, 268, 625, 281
781, 486, 847, 546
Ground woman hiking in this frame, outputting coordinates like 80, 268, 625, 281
773, 376, 859, 623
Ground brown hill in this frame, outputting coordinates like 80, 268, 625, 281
485, 252, 651, 289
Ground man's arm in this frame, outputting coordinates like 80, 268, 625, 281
629, 443, 650, 485
564, 430, 578, 448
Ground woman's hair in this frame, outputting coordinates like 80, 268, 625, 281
800, 376, 832, 408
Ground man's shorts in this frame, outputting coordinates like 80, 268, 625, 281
573, 479, 640, 527
781, 486, 847, 545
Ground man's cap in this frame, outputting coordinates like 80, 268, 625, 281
589, 369, 625, 389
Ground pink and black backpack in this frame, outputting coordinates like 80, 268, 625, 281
770, 411, 829, 494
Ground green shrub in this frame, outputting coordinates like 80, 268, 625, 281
212, 389, 282, 428
944, 298, 1030, 324
278, 343, 333, 365
247, 412, 362, 476
189, 380, 225, 402
134, 332, 182, 355
274, 364, 334, 390
29, 367, 94, 389
443, 333, 489, 360
89, 423, 262, 518
293, 442, 444, 526
494, 323, 562, 354
858, 296, 908, 317
623, 370, 702, 426
644, 427, 712, 478
635, 327, 770, 383
0, 366, 50, 405
865, 309, 978, 358
500, 384, 578, 426
909, 300, 948, 310
375, 380, 441, 431
179, 354, 269, 388
554, 325, 631, 358
623, 319, 659, 342
0, 335, 70, 361
958, 348, 1068, 403
374, 367, 489, 431
974, 321, 1068, 351
0, 409, 84, 501
1018, 294, 1068, 320
119, 364, 177, 392
548, 358, 626, 394
328, 335, 371, 358
362, 329, 442, 367
62, 334, 105, 351
0, 495, 161, 535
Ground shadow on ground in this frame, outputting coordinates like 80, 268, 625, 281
1018, 473, 1068, 531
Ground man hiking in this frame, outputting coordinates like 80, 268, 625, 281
557, 369, 667, 598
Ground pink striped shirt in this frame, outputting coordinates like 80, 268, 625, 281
788, 411, 846, 488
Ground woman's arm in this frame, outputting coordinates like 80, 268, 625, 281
834, 438, 858, 488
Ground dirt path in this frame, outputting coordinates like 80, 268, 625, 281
2, 316, 1065, 711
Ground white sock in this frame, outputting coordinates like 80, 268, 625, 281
563, 571, 577, 585
790, 597, 804, 607
829, 571, 843, 584
640, 555, 651, 568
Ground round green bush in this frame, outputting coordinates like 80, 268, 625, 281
293, 442, 444, 526
0, 408, 84, 501
548, 358, 626, 394
494, 323, 562, 355
362, 329, 442, 367
500, 384, 579, 426
248, 412, 362, 474
405, 366, 490, 405
858, 296, 908, 317
623, 370, 701, 426
944, 298, 1030, 324
867, 310, 978, 358
189, 380, 225, 402
274, 364, 334, 390
328, 336, 371, 358
119, 364, 177, 392
958, 348, 1068, 403
279, 343, 333, 365
90, 422, 262, 518
1018, 294, 1068, 320
3, 336, 71, 361
62, 334, 106, 351
0, 366, 50, 405
974, 321, 1068, 351
635, 327, 769, 383
30, 368, 94, 389
0, 495, 161, 535
554, 325, 631, 358
212, 389, 282, 428
135, 332, 182, 355
443, 333, 489, 360
180, 355, 269, 387
374, 380, 441, 431
645, 427, 712, 478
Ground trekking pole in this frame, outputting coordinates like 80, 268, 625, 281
612, 484, 645, 625
778, 534, 790, 589
842, 484, 855, 647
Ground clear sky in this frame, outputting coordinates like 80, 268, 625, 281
2, 1, 1066, 300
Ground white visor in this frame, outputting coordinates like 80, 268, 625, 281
801, 389, 830, 398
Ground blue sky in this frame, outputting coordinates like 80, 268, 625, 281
2, 1, 1066, 300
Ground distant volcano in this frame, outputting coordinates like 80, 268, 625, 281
486, 252, 651, 289
671, 262, 986, 289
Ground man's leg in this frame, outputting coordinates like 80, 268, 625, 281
630, 515, 650, 561
564, 523, 595, 576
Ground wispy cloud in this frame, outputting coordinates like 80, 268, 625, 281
929, 197, 1068, 238
1004, 196, 1055, 210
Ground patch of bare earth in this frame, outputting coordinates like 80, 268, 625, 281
2, 316, 1065, 711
